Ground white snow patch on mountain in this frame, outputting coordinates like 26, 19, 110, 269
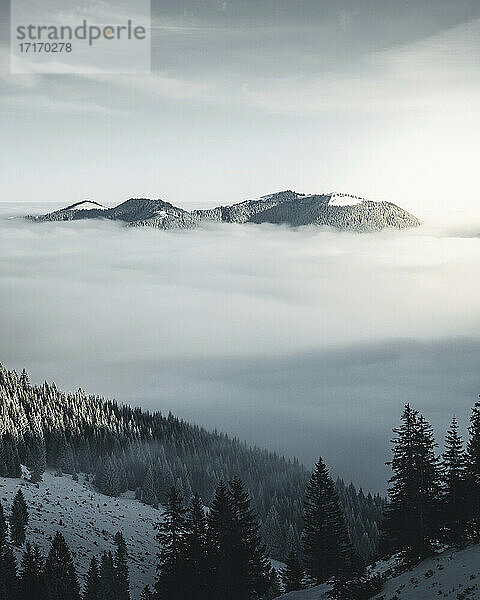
328, 193, 365, 206
67, 201, 106, 211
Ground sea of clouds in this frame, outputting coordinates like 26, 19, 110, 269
1, 203, 479, 490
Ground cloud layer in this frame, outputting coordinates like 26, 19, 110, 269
1, 206, 479, 490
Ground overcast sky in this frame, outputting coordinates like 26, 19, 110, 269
1, 0, 480, 215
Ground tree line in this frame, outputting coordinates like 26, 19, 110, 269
0, 363, 382, 562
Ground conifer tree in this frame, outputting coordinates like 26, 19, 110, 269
83, 556, 100, 600
184, 493, 209, 600
0, 544, 18, 600
19, 543, 45, 600
0, 502, 18, 600
98, 551, 115, 600
465, 400, 480, 527
26, 435, 46, 483
113, 532, 130, 600
441, 416, 467, 545
281, 551, 304, 592
10, 489, 29, 546
228, 476, 273, 600
207, 480, 237, 600
155, 487, 188, 600
43, 532, 80, 600
382, 405, 440, 561
302, 457, 360, 584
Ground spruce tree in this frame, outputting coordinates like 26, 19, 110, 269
302, 457, 359, 584
465, 400, 480, 528
207, 481, 237, 600
382, 405, 440, 561
228, 476, 273, 600
281, 551, 304, 592
10, 489, 29, 546
19, 543, 45, 600
83, 556, 100, 600
441, 416, 467, 545
26, 436, 46, 483
0, 544, 18, 600
98, 551, 115, 600
184, 493, 209, 600
113, 532, 130, 600
155, 487, 188, 600
43, 532, 80, 600
0, 502, 18, 600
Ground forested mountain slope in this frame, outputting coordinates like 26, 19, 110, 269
29, 190, 421, 232
0, 362, 383, 561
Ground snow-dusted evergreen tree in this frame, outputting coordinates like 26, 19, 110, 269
281, 551, 304, 592
141, 466, 158, 508
43, 532, 80, 600
19, 543, 44, 600
83, 556, 100, 600
382, 405, 440, 561
113, 532, 130, 600
302, 457, 360, 584
10, 489, 29, 546
441, 416, 468, 545
155, 487, 188, 600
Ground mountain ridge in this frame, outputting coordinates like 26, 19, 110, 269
29, 190, 421, 232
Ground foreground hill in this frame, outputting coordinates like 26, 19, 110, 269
276, 544, 480, 600
29, 190, 421, 232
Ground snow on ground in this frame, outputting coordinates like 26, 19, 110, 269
0, 471, 160, 598
276, 546, 480, 600
372, 545, 480, 600
328, 192, 365, 206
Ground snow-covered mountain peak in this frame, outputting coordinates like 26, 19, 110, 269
64, 200, 106, 211
327, 192, 367, 206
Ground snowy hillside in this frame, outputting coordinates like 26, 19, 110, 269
276, 545, 480, 600
0, 471, 160, 598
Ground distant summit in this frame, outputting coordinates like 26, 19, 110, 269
30, 190, 421, 232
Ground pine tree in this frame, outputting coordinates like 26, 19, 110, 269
302, 457, 359, 584
155, 487, 188, 600
113, 532, 130, 600
43, 532, 80, 600
0, 543, 18, 600
184, 493, 209, 600
0, 502, 18, 600
26, 436, 46, 483
465, 400, 480, 529
10, 490, 29, 546
281, 551, 304, 592
228, 476, 273, 600
441, 416, 467, 545
382, 405, 440, 562
98, 551, 115, 600
19, 543, 45, 600
141, 466, 158, 508
207, 481, 237, 600
83, 556, 100, 600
